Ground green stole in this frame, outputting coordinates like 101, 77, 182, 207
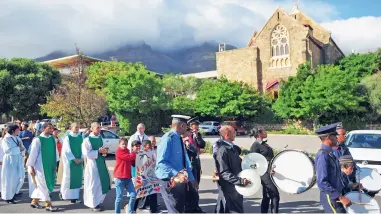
38, 136, 57, 192
68, 134, 83, 189
88, 136, 110, 194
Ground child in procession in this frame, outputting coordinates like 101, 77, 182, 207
114, 138, 139, 214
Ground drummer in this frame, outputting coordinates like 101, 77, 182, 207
249, 127, 279, 213
339, 155, 363, 195
315, 123, 352, 213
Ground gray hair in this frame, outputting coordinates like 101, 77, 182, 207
91, 122, 100, 130
137, 123, 145, 129
71, 122, 79, 129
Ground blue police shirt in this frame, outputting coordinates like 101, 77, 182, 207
155, 129, 194, 181
315, 144, 345, 200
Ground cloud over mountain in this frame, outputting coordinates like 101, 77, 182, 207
0, 0, 379, 58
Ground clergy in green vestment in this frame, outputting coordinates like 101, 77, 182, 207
82, 122, 111, 212
26, 122, 59, 211
59, 123, 84, 204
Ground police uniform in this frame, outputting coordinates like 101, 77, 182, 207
315, 123, 347, 213
250, 140, 279, 213
155, 115, 195, 213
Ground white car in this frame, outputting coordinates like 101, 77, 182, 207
199, 121, 220, 135
345, 130, 381, 174
76, 128, 120, 154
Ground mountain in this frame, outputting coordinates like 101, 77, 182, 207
35, 42, 237, 74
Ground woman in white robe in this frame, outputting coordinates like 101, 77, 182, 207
0, 136, 4, 198
60, 123, 84, 203
1, 124, 25, 204
82, 122, 110, 212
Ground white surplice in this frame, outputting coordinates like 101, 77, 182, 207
82, 133, 107, 208
26, 133, 59, 201
1, 134, 25, 200
60, 132, 83, 200
0, 138, 4, 194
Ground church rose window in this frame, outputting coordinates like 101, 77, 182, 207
270, 25, 290, 68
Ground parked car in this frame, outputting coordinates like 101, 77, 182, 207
199, 121, 220, 135
219, 121, 248, 136
74, 128, 120, 154
345, 130, 381, 174
41, 118, 58, 127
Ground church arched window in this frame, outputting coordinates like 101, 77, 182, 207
270, 25, 291, 68
271, 25, 290, 57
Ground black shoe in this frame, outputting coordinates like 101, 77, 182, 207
92, 205, 104, 212
59, 193, 63, 200
70, 199, 82, 204
6, 200, 16, 204
31, 203, 43, 209
46, 206, 58, 212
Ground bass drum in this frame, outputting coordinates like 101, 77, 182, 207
357, 167, 381, 192
270, 149, 316, 194
345, 191, 380, 213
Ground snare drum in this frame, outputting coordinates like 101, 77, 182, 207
345, 191, 380, 213
270, 149, 316, 194
357, 167, 381, 192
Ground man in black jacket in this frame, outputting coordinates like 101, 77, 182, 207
214, 125, 249, 213
250, 127, 279, 213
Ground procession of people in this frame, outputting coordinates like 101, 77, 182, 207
0, 116, 379, 213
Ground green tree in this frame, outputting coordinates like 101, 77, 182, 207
273, 63, 367, 126
0, 58, 61, 119
0, 69, 12, 114
361, 72, 381, 119
195, 77, 264, 120
162, 74, 203, 97
337, 52, 379, 79
105, 63, 169, 134
86, 60, 133, 92
272, 63, 315, 119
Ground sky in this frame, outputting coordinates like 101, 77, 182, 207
0, 0, 381, 58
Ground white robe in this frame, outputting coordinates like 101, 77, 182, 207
60, 132, 83, 200
26, 133, 59, 201
83, 133, 107, 208
0, 138, 4, 194
1, 134, 25, 200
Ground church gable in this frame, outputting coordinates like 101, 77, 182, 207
249, 8, 309, 46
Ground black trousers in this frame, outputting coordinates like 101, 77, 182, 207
185, 182, 203, 213
160, 181, 187, 213
261, 172, 280, 213
134, 194, 158, 212
320, 192, 346, 213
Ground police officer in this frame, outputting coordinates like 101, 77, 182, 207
249, 127, 279, 213
155, 115, 197, 213
315, 123, 352, 213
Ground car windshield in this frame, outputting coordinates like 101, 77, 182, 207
345, 133, 381, 149
202, 122, 212, 126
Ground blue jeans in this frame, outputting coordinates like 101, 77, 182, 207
115, 178, 136, 214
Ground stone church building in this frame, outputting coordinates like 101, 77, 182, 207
215, 6, 344, 97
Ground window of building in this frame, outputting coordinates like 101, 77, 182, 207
270, 25, 291, 68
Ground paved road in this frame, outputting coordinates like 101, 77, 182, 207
2, 156, 380, 213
